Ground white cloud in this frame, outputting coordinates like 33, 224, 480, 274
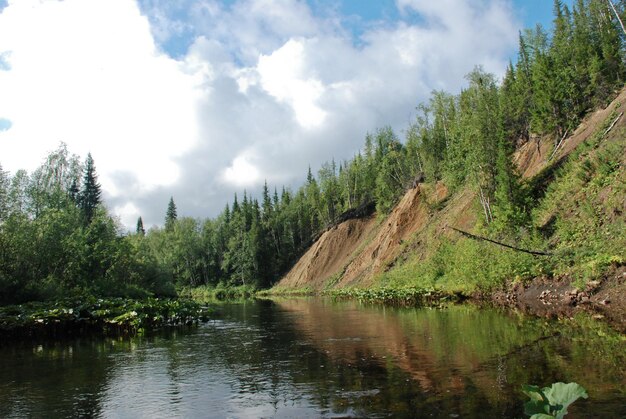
114, 201, 141, 230
0, 0, 522, 228
257, 39, 327, 128
0, 0, 200, 193
222, 154, 260, 187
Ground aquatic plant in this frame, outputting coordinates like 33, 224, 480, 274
0, 297, 212, 338
522, 382, 588, 418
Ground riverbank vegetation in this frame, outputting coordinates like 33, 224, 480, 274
0, 297, 210, 339
0, 0, 625, 310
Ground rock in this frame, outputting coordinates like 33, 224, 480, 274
601, 298, 610, 305
580, 296, 590, 303
586, 280, 601, 290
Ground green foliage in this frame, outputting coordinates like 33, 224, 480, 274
324, 287, 460, 307
150, 0, 625, 292
165, 196, 177, 232
532, 117, 626, 284
522, 382, 588, 418
136, 216, 145, 236
179, 284, 256, 301
379, 233, 547, 294
2, 0, 625, 305
0, 297, 211, 338
0, 147, 178, 305
78, 153, 101, 225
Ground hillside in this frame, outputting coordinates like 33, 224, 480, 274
274, 88, 626, 328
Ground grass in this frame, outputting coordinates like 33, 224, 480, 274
376, 109, 625, 295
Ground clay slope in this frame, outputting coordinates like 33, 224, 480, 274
514, 88, 626, 178
276, 87, 626, 291
277, 183, 449, 291
277, 216, 378, 290
337, 183, 448, 288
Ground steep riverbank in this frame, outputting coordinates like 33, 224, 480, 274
273, 88, 626, 332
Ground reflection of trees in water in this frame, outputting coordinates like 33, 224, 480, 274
271, 298, 626, 417
1, 300, 624, 418
0, 338, 120, 418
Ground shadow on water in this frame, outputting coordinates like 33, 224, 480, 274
0, 298, 624, 418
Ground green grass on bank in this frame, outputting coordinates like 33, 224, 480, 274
377, 112, 626, 294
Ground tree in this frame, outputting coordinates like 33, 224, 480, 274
588, 0, 626, 102
0, 163, 8, 221
7, 170, 29, 217
458, 68, 503, 223
165, 197, 177, 232
136, 216, 145, 236
318, 160, 341, 225
79, 153, 101, 225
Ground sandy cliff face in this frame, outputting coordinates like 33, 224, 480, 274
277, 216, 378, 290
277, 182, 452, 291
276, 89, 626, 291
336, 183, 448, 288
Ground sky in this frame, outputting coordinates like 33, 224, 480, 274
0, 0, 572, 229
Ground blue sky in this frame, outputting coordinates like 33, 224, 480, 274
145, 0, 573, 60
0, 0, 577, 228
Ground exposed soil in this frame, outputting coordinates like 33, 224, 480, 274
488, 266, 626, 333
514, 89, 626, 178
278, 216, 378, 290
337, 182, 448, 288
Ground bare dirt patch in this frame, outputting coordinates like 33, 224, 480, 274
278, 216, 378, 290
337, 183, 448, 288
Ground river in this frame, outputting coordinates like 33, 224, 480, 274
1, 298, 624, 418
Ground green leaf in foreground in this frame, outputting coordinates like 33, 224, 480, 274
522, 382, 588, 418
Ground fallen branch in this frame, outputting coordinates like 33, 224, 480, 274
447, 226, 552, 256
549, 129, 569, 161
602, 112, 623, 138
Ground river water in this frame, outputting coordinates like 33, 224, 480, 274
0, 298, 624, 418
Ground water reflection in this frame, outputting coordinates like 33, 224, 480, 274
0, 299, 624, 418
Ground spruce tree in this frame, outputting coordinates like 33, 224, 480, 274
79, 153, 101, 225
136, 216, 145, 236
68, 178, 79, 204
165, 197, 177, 232
262, 181, 273, 223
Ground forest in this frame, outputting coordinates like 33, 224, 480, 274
0, 0, 625, 305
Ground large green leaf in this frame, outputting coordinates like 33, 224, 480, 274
522, 382, 588, 418
542, 382, 588, 419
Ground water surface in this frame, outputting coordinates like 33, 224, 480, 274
1, 298, 624, 418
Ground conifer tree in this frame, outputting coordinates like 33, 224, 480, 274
68, 179, 79, 204
79, 153, 101, 225
136, 216, 145, 236
165, 197, 177, 232
262, 181, 273, 223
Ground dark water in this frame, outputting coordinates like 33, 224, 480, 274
0, 299, 624, 418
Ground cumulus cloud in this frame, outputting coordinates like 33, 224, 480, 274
0, 0, 522, 229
